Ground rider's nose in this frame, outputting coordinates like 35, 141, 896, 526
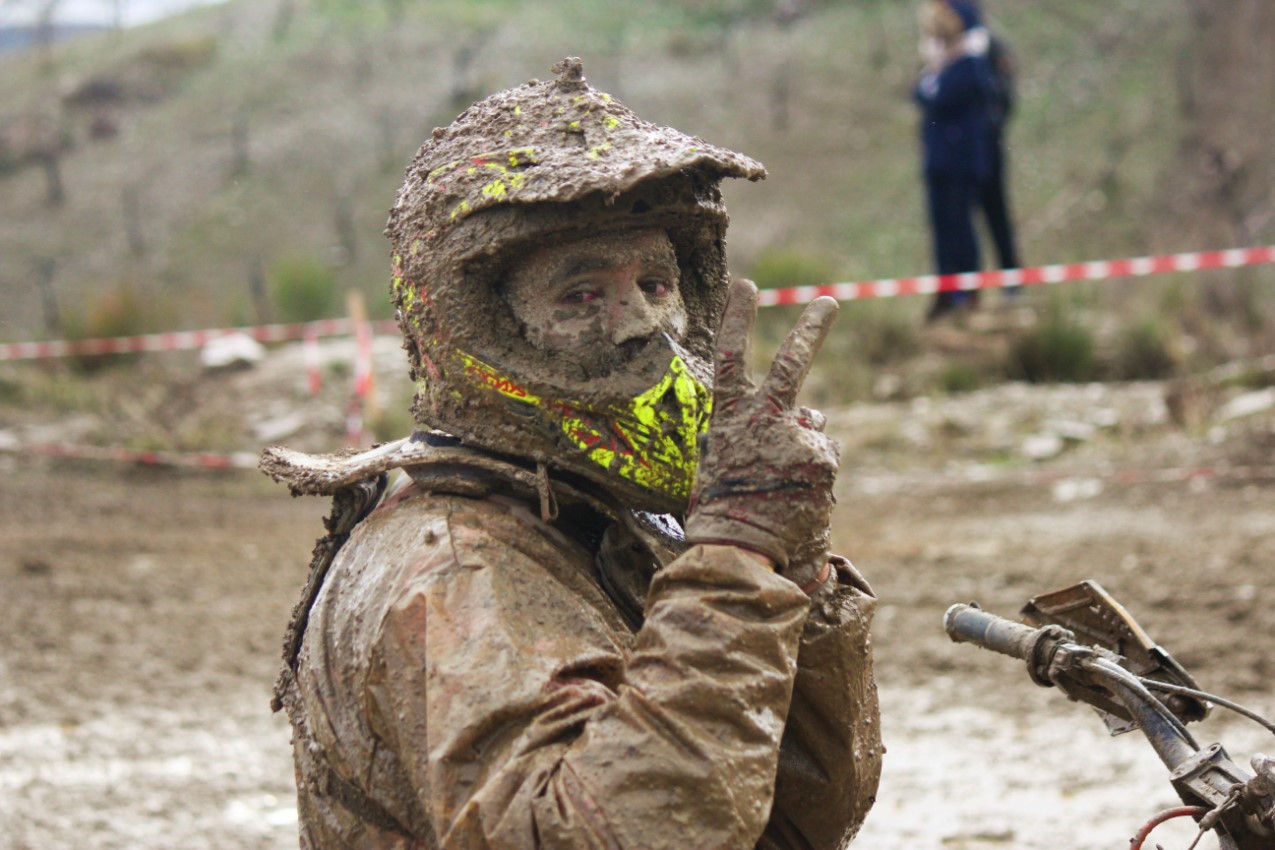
608, 280, 659, 344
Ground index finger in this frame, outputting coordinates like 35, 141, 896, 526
762, 295, 838, 409
713, 278, 759, 409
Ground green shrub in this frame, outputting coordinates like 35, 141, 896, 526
1113, 318, 1177, 380
62, 281, 172, 371
851, 303, 920, 366
139, 36, 218, 73
1006, 307, 1096, 383
65, 281, 162, 341
747, 248, 836, 291
1223, 365, 1275, 391
0, 366, 97, 409
938, 363, 982, 394
0, 374, 19, 404
269, 257, 341, 322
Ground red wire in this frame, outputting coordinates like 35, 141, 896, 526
1129, 806, 1210, 850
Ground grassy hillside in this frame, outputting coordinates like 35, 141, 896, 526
1, 0, 1270, 393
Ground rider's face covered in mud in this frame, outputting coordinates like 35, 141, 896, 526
466, 225, 709, 507
502, 228, 687, 381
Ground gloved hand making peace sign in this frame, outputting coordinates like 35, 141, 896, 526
685, 278, 841, 591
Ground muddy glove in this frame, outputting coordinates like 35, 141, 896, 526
685, 278, 841, 589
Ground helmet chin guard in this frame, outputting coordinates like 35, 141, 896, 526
386, 58, 765, 513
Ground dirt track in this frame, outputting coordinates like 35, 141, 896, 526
1, 369, 1273, 849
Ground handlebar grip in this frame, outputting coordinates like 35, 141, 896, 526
944, 603, 1046, 661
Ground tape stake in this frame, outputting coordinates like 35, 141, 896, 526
1, 441, 259, 470
1, 319, 358, 362
304, 328, 322, 396
345, 400, 366, 448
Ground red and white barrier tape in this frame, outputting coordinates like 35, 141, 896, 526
1024, 465, 1275, 487
0, 319, 400, 362
5, 435, 1274, 488
1, 441, 259, 470
756, 245, 1275, 306
2, 246, 1273, 361
850, 463, 1275, 495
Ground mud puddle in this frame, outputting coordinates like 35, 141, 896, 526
858, 684, 1273, 850
0, 690, 297, 850
3, 680, 1269, 849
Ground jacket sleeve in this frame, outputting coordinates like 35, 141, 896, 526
915, 56, 990, 119
367, 500, 814, 850
759, 558, 882, 850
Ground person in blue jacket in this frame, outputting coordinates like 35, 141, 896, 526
913, 0, 996, 321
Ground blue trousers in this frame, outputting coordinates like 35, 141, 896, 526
924, 171, 981, 317
979, 134, 1019, 270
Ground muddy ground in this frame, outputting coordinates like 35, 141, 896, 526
1, 341, 1273, 850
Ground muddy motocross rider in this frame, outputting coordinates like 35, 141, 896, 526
262, 58, 882, 850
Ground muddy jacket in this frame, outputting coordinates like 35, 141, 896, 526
268, 440, 882, 850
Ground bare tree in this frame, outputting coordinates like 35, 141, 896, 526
248, 256, 270, 324
376, 108, 400, 170
333, 183, 358, 264
1151, 0, 1275, 327
26, 101, 67, 207
0, 0, 67, 65
36, 147, 65, 205
35, 257, 61, 337
229, 110, 250, 178
23, 0, 65, 70
122, 186, 145, 256
770, 60, 791, 133
1168, 0, 1275, 248
449, 28, 497, 111
273, 0, 295, 42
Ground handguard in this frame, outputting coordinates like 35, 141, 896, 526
1020, 580, 1210, 733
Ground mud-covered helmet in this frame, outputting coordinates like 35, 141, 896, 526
386, 57, 765, 514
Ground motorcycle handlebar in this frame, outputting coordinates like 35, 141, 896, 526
945, 600, 1275, 848
943, 603, 1051, 662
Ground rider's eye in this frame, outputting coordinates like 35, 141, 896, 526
560, 288, 599, 305
640, 277, 671, 297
